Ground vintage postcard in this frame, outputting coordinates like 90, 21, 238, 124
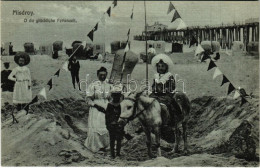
1, 0, 259, 167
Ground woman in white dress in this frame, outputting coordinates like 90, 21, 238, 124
84, 67, 112, 152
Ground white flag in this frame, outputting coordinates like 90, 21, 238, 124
81, 41, 86, 48
233, 90, 241, 99
39, 87, 47, 100
195, 44, 204, 56
213, 67, 222, 79
62, 61, 69, 72
176, 19, 187, 30
124, 43, 129, 52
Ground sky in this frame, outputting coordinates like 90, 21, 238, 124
1, 1, 259, 51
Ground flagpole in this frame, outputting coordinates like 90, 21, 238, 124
144, 0, 148, 95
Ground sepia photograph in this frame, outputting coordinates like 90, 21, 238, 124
0, 0, 259, 166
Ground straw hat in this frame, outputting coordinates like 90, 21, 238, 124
151, 54, 174, 73
14, 52, 30, 65
111, 83, 123, 94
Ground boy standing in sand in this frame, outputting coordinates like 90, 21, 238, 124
68, 55, 81, 90
105, 85, 125, 158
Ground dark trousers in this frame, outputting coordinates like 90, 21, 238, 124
108, 128, 124, 157
70, 71, 80, 89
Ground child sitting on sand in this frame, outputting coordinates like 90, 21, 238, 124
8, 52, 32, 113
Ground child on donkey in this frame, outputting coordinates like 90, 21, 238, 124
150, 54, 183, 128
105, 85, 126, 158
8, 52, 32, 113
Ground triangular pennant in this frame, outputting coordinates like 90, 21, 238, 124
190, 35, 198, 47
201, 54, 210, 62
221, 75, 229, 86
112, 0, 117, 8
227, 83, 235, 95
106, 6, 111, 17
127, 29, 130, 36
233, 90, 241, 99
195, 44, 205, 56
171, 10, 181, 23
130, 12, 133, 20
62, 61, 69, 72
213, 67, 223, 79
124, 43, 129, 52
54, 69, 60, 77
207, 60, 216, 71
93, 23, 98, 32
47, 79, 53, 90
167, 2, 175, 14
176, 19, 187, 30
87, 30, 94, 42
30, 96, 39, 105
240, 97, 248, 107
39, 87, 47, 100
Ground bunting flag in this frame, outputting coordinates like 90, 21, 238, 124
213, 67, 222, 79
87, 30, 94, 42
47, 79, 53, 90
221, 75, 229, 86
171, 10, 181, 23
54, 69, 60, 77
233, 90, 241, 99
176, 19, 187, 30
124, 43, 130, 52
106, 6, 111, 17
93, 23, 98, 32
201, 54, 210, 62
167, 2, 175, 14
29, 96, 39, 105
195, 44, 204, 56
207, 60, 216, 71
39, 87, 47, 100
62, 61, 69, 72
112, 0, 117, 8
227, 83, 235, 95
130, 12, 133, 20
190, 35, 198, 47
240, 97, 248, 107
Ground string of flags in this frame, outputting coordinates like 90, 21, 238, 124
87, 0, 117, 42
167, 2, 186, 30
120, 3, 135, 82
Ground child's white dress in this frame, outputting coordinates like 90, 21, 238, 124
8, 66, 32, 104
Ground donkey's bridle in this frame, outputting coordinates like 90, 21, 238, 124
119, 97, 146, 124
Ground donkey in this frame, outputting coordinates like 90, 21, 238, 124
119, 90, 190, 158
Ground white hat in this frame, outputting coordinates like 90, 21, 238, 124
111, 83, 123, 93
151, 54, 174, 73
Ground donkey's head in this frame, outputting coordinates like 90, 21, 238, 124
119, 90, 145, 125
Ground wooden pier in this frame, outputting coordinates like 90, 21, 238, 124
134, 21, 259, 49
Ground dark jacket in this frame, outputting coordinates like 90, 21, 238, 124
68, 60, 80, 73
1, 70, 14, 92
105, 103, 121, 131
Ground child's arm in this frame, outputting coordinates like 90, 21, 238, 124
8, 68, 16, 82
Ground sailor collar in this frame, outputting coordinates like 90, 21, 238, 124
154, 72, 173, 84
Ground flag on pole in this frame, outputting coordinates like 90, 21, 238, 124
54, 69, 60, 77
194, 44, 204, 56
233, 90, 241, 99
62, 61, 69, 72
112, 0, 117, 8
87, 30, 94, 42
107, 6, 111, 17
171, 10, 181, 22
227, 83, 235, 95
176, 19, 187, 30
213, 67, 222, 79
47, 79, 53, 90
167, 2, 175, 14
94, 23, 98, 32
190, 35, 198, 47
221, 75, 229, 86
207, 60, 216, 71
39, 87, 47, 100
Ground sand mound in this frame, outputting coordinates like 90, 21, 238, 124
1, 95, 259, 166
